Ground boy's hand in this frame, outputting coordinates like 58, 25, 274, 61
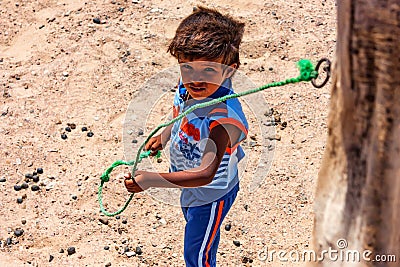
145, 135, 164, 156
124, 171, 149, 193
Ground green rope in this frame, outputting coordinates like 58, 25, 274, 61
98, 59, 318, 216
98, 150, 161, 216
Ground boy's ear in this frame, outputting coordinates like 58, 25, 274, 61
224, 63, 238, 78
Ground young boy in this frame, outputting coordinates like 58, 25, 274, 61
125, 6, 248, 267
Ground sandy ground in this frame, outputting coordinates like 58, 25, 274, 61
0, 0, 336, 266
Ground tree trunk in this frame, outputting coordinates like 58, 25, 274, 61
312, 0, 400, 266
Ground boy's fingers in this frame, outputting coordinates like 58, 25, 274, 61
124, 179, 135, 192
150, 146, 162, 156
124, 172, 131, 179
124, 179, 136, 191
150, 141, 161, 151
144, 142, 153, 151
145, 139, 157, 151
124, 177, 144, 193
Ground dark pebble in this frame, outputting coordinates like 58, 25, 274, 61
14, 229, 24, 237
14, 185, 22, 191
81, 126, 88, 132
60, 248, 64, 253
132, 139, 138, 143
124, 246, 130, 253
99, 218, 109, 225
135, 246, 142, 255
115, 215, 120, 220
93, 18, 101, 24
21, 219, 27, 224
49, 255, 54, 262
225, 223, 231, 231
33, 171, 37, 176
72, 195, 77, 200
105, 262, 111, 267
118, 7, 124, 12
61, 133, 68, 140
6, 237, 12, 246
0, 177, 6, 182
157, 158, 162, 163
25, 173, 33, 179
31, 185, 40, 191
138, 130, 144, 136
242, 256, 253, 263
104, 246, 110, 250
87, 131, 94, 137
21, 182, 29, 189
122, 219, 127, 224
17, 198, 23, 204
65, 126, 71, 132
68, 123, 76, 129
269, 67, 274, 71
244, 204, 249, 211
67, 247, 76, 255
32, 176, 39, 182
233, 240, 241, 247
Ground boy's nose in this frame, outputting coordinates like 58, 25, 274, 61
190, 73, 205, 83
190, 80, 206, 87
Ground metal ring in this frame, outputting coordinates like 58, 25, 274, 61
311, 58, 331, 88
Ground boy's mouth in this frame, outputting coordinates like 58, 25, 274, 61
189, 85, 206, 92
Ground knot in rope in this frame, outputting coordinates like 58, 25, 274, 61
297, 59, 318, 81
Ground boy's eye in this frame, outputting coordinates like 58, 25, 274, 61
181, 64, 193, 70
204, 67, 217, 72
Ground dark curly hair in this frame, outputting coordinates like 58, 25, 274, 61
168, 6, 245, 68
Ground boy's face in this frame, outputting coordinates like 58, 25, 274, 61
179, 56, 236, 99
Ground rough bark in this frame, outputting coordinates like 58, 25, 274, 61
312, 0, 400, 266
